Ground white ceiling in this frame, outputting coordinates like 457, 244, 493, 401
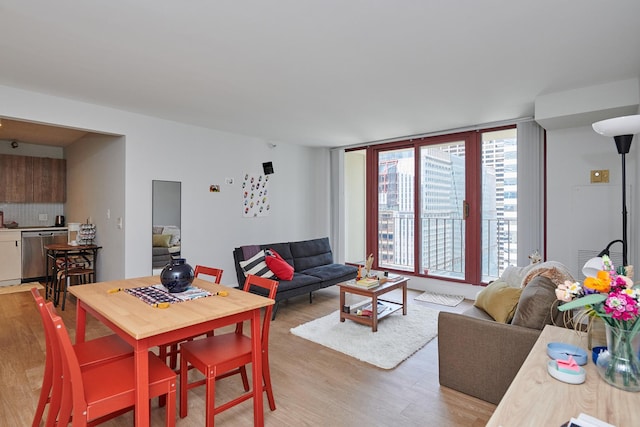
1, 1, 639, 148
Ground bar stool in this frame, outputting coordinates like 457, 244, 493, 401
54, 253, 94, 310
57, 266, 95, 310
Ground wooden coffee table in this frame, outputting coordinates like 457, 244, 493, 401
338, 277, 408, 332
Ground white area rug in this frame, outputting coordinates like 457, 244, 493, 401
414, 291, 464, 307
290, 305, 439, 369
0, 282, 44, 295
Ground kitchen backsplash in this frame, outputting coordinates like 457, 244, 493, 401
0, 203, 64, 227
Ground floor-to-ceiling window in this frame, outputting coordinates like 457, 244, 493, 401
350, 126, 517, 285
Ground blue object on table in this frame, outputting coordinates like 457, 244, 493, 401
592, 346, 607, 364
546, 342, 588, 366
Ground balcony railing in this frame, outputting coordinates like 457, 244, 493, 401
377, 214, 517, 282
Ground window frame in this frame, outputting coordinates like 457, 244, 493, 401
364, 125, 515, 285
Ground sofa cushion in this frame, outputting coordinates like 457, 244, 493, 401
261, 242, 294, 266
511, 276, 567, 330
474, 280, 522, 323
152, 234, 171, 248
290, 238, 333, 271
239, 250, 275, 279
301, 264, 358, 282
265, 248, 294, 280
250, 272, 321, 296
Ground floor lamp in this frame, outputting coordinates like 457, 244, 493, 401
591, 114, 640, 268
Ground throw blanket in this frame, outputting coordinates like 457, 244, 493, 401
521, 261, 575, 288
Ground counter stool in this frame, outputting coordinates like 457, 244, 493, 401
56, 266, 95, 310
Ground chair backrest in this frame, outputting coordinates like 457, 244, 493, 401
241, 274, 278, 348
44, 302, 87, 426
31, 288, 62, 427
194, 265, 223, 284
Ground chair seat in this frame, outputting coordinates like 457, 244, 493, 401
180, 334, 252, 371
73, 334, 132, 368
82, 352, 176, 421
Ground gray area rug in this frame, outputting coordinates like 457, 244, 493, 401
414, 291, 464, 307
290, 305, 438, 369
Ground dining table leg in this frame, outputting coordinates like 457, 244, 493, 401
75, 301, 87, 344
251, 308, 264, 427
134, 344, 150, 426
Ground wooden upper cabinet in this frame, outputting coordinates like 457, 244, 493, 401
0, 154, 66, 203
32, 157, 66, 203
0, 155, 33, 202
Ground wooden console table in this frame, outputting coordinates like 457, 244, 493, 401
486, 325, 635, 427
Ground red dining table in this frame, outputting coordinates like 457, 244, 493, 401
69, 276, 274, 426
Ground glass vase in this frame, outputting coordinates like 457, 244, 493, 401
595, 324, 640, 392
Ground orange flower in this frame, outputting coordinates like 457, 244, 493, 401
584, 270, 611, 293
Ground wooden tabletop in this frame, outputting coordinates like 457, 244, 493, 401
44, 243, 102, 251
486, 324, 637, 427
68, 276, 273, 340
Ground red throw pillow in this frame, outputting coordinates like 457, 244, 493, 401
265, 249, 294, 280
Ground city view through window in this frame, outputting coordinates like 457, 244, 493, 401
357, 128, 517, 284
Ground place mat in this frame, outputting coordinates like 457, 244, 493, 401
414, 291, 464, 307
125, 284, 211, 306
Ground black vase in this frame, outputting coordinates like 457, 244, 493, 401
160, 258, 194, 293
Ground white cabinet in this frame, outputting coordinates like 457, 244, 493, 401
0, 231, 22, 285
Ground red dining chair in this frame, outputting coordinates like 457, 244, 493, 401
44, 302, 177, 427
179, 274, 278, 426
30, 287, 133, 427
158, 265, 223, 370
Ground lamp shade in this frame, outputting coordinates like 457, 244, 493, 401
592, 114, 640, 137
582, 257, 603, 278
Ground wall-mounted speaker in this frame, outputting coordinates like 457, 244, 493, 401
263, 161, 274, 175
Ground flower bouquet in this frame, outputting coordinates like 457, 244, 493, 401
555, 256, 640, 391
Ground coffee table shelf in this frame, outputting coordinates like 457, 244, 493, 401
338, 277, 408, 332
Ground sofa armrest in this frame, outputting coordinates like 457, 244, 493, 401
437, 311, 541, 405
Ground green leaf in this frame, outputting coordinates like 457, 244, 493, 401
558, 294, 608, 311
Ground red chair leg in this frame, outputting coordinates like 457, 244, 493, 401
239, 366, 250, 391
205, 374, 216, 427
263, 353, 276, 411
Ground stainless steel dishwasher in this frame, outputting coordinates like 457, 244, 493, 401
22, 230, 68, 281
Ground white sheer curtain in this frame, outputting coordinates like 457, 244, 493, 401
329, 148, 346, 263
517, 120, 545, 264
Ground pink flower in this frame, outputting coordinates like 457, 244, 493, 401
604, 292, 639, 321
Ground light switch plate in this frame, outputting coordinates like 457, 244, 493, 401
591, 170, 609, 183
39, 213, 48, 221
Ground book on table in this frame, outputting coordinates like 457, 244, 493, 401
359, 301, 388, 317
355, 277, 379, 288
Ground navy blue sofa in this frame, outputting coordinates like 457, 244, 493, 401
233, 237, 357, 319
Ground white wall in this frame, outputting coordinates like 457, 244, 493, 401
546, 125, 636, 276
65, 133, 126, 282
0, 84, 330, 285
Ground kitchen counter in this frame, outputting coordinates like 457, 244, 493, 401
0, 226, 68, 232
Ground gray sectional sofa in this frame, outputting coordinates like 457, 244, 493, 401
438, 268, 575, 405
233, 237, 357, 319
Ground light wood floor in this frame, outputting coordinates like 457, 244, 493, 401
0, 285, 495, 426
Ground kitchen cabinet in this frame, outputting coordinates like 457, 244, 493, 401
0, 155, 32, 202
32, 157, 66, 202
0, 231, 22, 285
0, 154, 66, 203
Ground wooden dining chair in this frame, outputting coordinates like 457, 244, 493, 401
30, 287, 133, 427
159, 265, 223, 370
44, 302, 177, 427
179, 274, 279, 426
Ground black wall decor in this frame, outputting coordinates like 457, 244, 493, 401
262, 161, 274, 175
